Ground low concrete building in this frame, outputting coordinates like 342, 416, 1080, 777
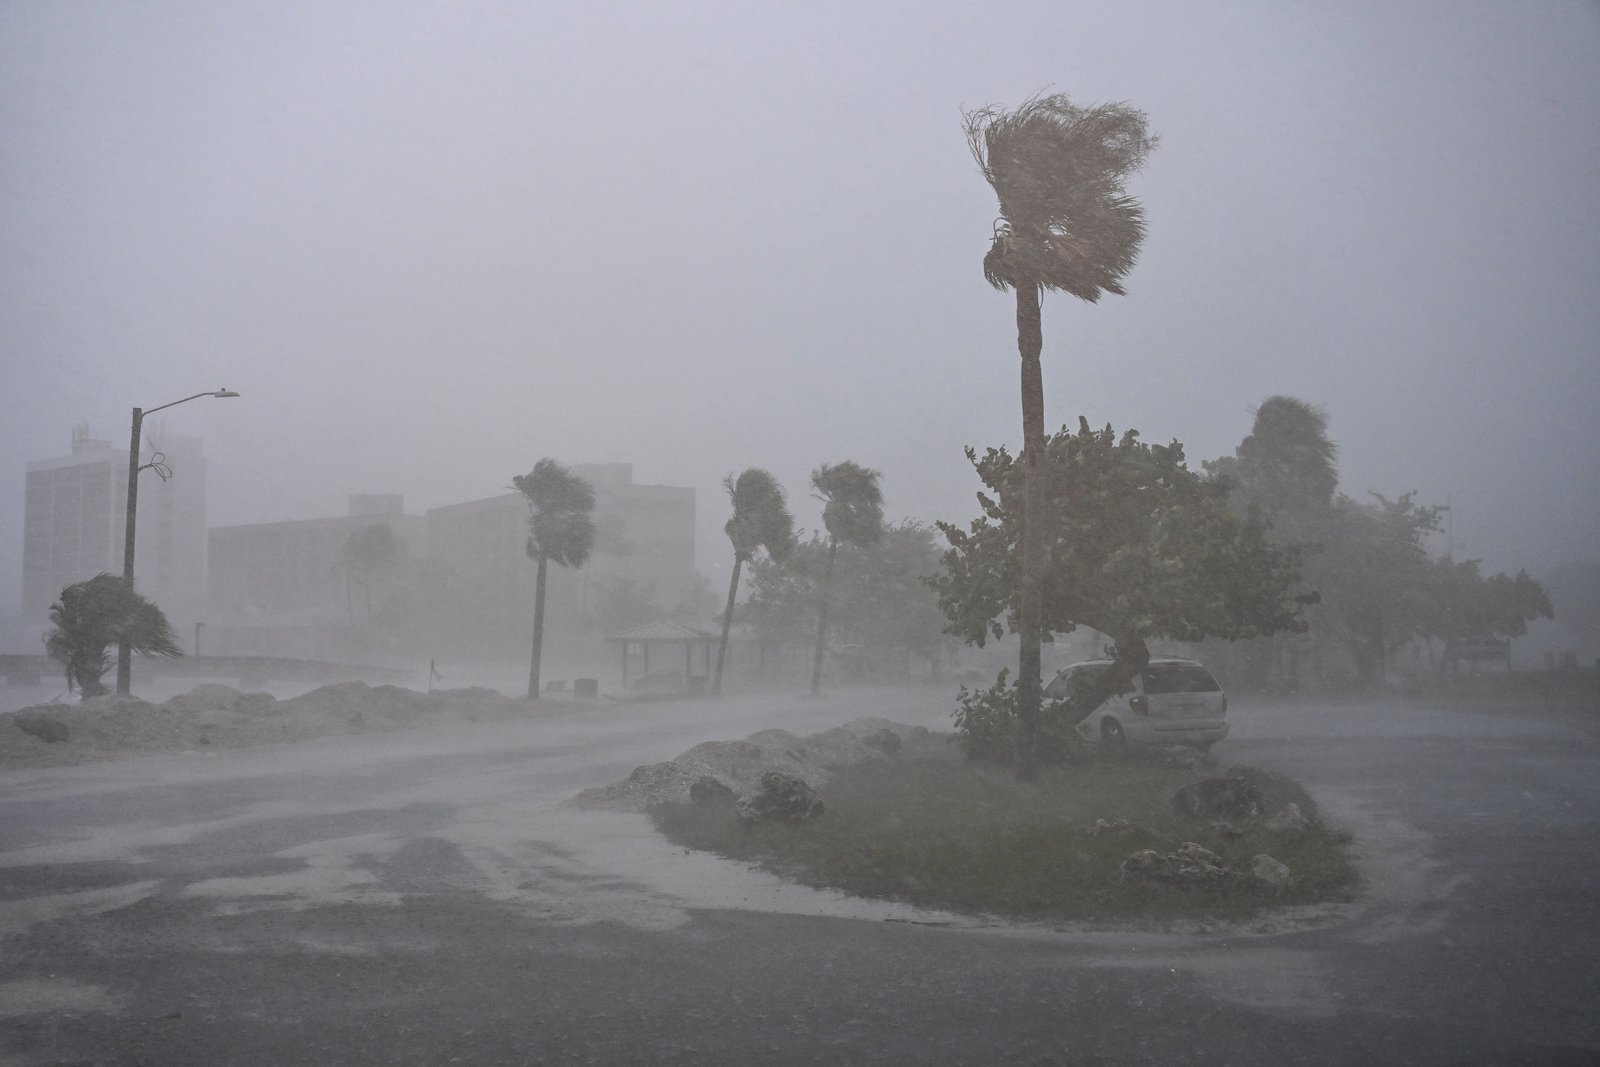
205, 495, 426, 655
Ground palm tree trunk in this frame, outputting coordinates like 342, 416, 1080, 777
810, 538, 840, 696
528, 552, 549, 700
713, 555, 744, 694
1016, 281, 1046, 778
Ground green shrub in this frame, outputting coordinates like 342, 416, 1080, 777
952, 668, 1083, 765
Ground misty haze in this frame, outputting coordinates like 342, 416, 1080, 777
1, 3, 1597, 1064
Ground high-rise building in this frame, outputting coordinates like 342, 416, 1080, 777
22, 424, 208, 631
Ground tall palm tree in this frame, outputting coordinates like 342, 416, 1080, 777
715, 469, 796, 694
512, 459, 596, 700
964, 92, 1155, 774
45, 573, 182, 698
809, 461, 884, 695
1236, 395, 1339, 516
341, 524, 402, 625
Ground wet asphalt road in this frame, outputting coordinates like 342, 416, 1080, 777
1, 686, 1598, 1065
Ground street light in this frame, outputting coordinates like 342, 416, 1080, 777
117, 389, 240, 695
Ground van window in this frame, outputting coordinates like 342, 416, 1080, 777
1046, 663, 1111, 700
1142, 663, 1221, 694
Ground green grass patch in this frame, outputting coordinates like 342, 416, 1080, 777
650, 734, 1357, 924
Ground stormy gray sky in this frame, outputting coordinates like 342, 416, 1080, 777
3, 0, 1597, 615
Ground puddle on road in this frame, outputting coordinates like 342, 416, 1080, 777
0, 977, 124, 1019
0, 695, 1466, 951
0, 880, 159, 939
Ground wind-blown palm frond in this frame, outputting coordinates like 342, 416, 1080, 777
514, 459, 596, 568
812, 461, 885, 548
1237, 395, 1339, 512
964, 92, 1155, 301
714, 468, 798, 693
43, 573, 181, 697
512, 458, 597, 700
962, 89, 1157, 776
807, 461, 885, 695
724, 469, 797, 563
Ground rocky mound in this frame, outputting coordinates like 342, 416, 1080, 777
571, 718, 927, 812
1, 682, 534, 770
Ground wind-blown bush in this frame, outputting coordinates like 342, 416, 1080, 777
953, 668, 1083, 766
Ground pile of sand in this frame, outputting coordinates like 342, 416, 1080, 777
571, 718, 930, 812
0, 682, 538, 770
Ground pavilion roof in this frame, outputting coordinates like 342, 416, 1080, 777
606, 619, 719, 643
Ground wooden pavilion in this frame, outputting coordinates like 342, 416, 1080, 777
607, 619, 721, 690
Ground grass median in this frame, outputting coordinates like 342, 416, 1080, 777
650, 733, 1357, 923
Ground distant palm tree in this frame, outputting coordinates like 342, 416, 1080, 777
44, 573, 182, 698
1236, 395, 1339, 516
964, 91, 1155, 774
1232, 395, 1339, 692
512, 460, 596, 700
715, 469, 796, 694
809, 461, 884, 695
341, 524, 402, 625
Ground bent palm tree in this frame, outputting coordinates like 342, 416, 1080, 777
1234, 395, 1338, 689
513, 460, 596, 700
342, 524, 402, 625
809, 461, 884, 695
964, 91, 1155, 775
1236, 395, 1339, 516
715, 469, 796, 694
45, 573, 182, 698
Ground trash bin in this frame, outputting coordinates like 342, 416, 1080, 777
574, 678, 598, 699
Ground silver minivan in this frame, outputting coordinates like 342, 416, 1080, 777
1044, 657, 1229, 750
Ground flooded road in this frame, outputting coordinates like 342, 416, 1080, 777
2, 685, 1597, 1064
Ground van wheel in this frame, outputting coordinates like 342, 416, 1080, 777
1101, 718, 1129, 755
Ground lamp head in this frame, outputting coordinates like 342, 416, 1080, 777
213, 389, 241, 398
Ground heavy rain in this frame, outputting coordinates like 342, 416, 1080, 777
1, 3, 1597, 1064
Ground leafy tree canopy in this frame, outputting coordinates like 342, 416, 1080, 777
1299, 492, 1440, 683
933, 419, 1313, 690
1203, 398, 1555, 690
1423, 558, 1553, 647
1293, 493, 1549, 682
744, 520, 947, 672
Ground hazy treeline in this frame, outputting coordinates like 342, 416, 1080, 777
1194, 396, 1553, 690
159, 396, 1566, 697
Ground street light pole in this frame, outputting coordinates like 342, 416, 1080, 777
116, 389, 240, 696
117, 405, 144, 696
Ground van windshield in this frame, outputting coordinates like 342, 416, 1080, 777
1046, 664, 1111, 699
1142, 663, 1221, 694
